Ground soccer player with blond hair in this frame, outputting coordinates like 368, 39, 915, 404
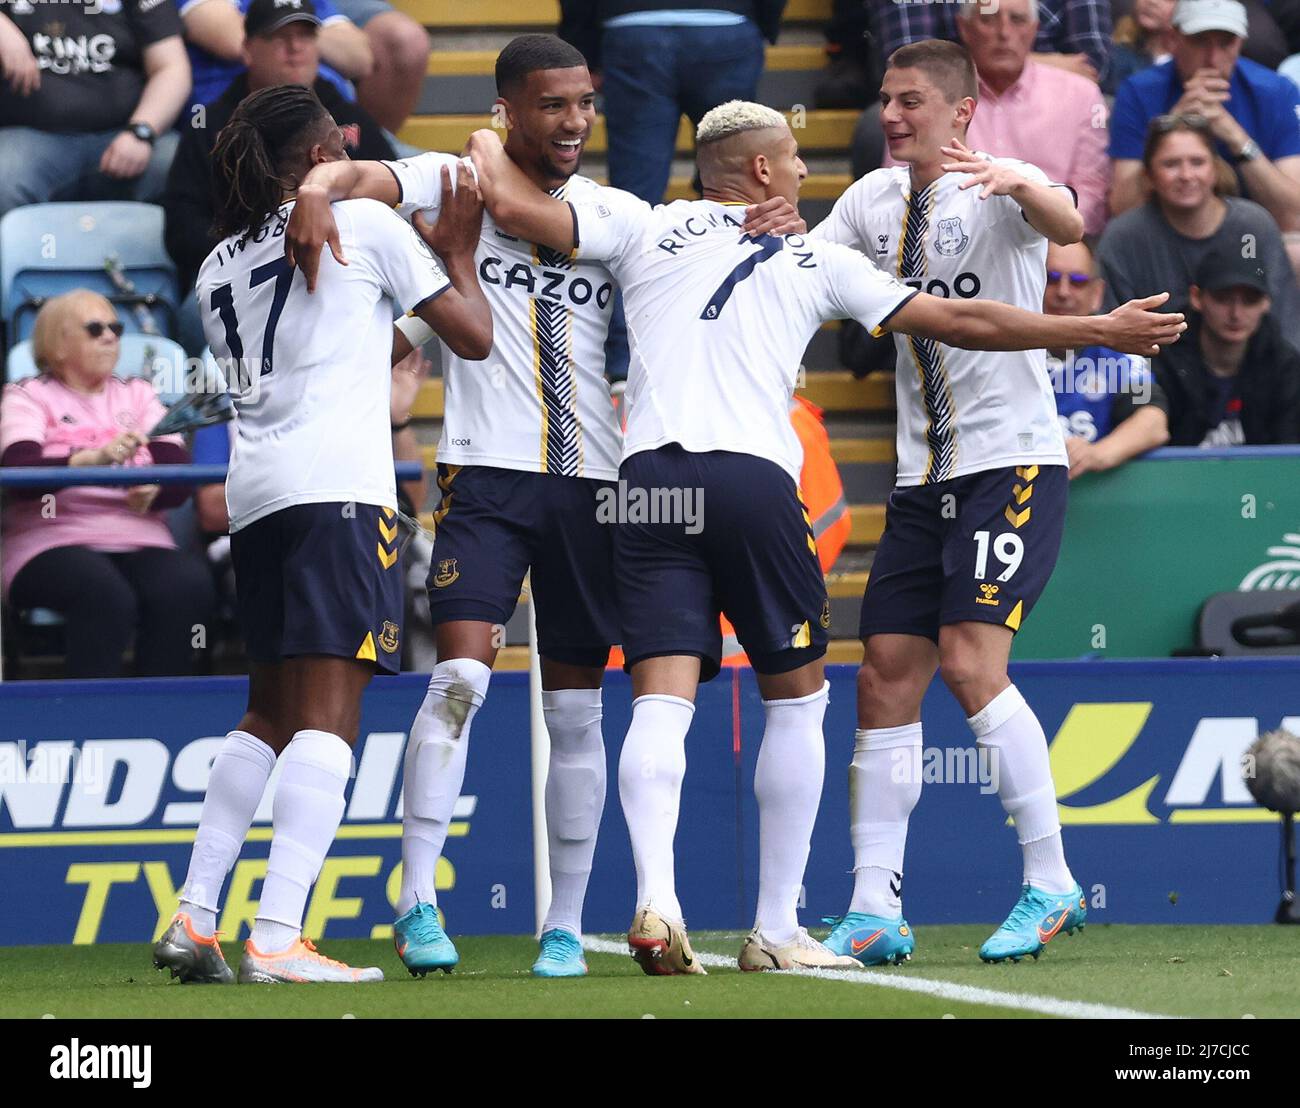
463, 95, 1183, 973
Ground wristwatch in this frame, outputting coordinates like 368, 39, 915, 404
126, 122, 156, 145
1233, 139, 1261, 165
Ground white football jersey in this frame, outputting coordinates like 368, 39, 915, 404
385, 153, 622, 480
810, 159, 1070, 486
196, 199, 450, 532
571, 191, 916, 483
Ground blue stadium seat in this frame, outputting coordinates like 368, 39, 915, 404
0, 202, 179, 342
5, 333, 191, 401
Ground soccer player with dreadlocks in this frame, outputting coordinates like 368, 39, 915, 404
151, 83, 491, 984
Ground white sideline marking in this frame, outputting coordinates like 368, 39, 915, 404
582, 936, 1173, 1020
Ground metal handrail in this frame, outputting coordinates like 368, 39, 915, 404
0, 461, 425, 680
0, 462, 423, 488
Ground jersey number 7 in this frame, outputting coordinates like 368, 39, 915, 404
700, 234, 784, 320
209, 257, 295, 392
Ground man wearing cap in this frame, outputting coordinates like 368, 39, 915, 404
1129, 250, 1300, 445
177, 0, 372, 113
163, 0, 395, 299
1109, 0, 1300, 230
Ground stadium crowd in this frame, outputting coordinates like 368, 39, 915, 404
1, 0, 1299, 678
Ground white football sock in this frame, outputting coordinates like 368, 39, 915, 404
618, 693, 693, 924
848, 722, 922, 918
754, 682, 829, 944
397, 658, 491, 915
970, 685, 1075, 893
540, 687, 606, 938
178, 729, 277, 937
250, 730, 353, 953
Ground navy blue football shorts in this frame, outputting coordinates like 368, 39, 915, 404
426, 464, 617, 668
230, 501, 405, 674
614, 445, 830, 682
859, 463, 1068, 642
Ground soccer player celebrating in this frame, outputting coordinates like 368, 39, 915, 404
464, 99, 1183, 973
809, 40, 1116, 966
287, 34, 797, 978
152, 83, 490, 984
286, 35, 633, 978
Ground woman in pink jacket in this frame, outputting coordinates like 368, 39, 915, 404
1, 291, 215, 677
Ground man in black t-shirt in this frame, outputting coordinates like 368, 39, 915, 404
1126, 249, 1300, 446
0, 0, 191, 216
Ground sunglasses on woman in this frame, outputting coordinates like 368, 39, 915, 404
84, 320, 125, 338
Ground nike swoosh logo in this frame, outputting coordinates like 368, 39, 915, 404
1037, 912, 1068, 944
850, 929, 885, 954
665, 923, 693, 967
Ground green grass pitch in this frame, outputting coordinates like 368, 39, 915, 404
2, 926, 1297, 1019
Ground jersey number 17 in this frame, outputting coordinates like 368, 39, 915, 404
209, 257, 295, 395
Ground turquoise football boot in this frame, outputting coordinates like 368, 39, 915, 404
822, 913, 914, 966
393, 901, 459, 977
979, 882, 1087, 963
531, 928, 588, 978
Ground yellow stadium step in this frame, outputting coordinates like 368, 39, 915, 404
398, 110, 858, 157
824, 638, 865, 664
801, 370, 895, 413
416, 372, 892, 421
494, 645, 531, 670
827, 571, 869, 599
831, 437, 895, 464
400, 0, 830, 28
425, 43, 828, 78
398, 171, 848, 201
412, 378, 444, 419
664, 173, 849, 201
849, 504, 885, 547
418, 505, 883, 545
493, 637, 861, 671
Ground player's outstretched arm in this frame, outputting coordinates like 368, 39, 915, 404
466, 129, 576, 253
410, 162, 492, 360
940, 140, 1084, 246
287, 160, 402, 290
885, 291, 1186, 357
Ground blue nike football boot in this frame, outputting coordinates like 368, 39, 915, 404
979, 882, 1087, 963
822, 913, 914, 966
531, 928, 588, 978
393, 901, 459, 976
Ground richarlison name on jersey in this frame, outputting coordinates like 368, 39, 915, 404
594, 479, 703, 535
653, 207, 817, 269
